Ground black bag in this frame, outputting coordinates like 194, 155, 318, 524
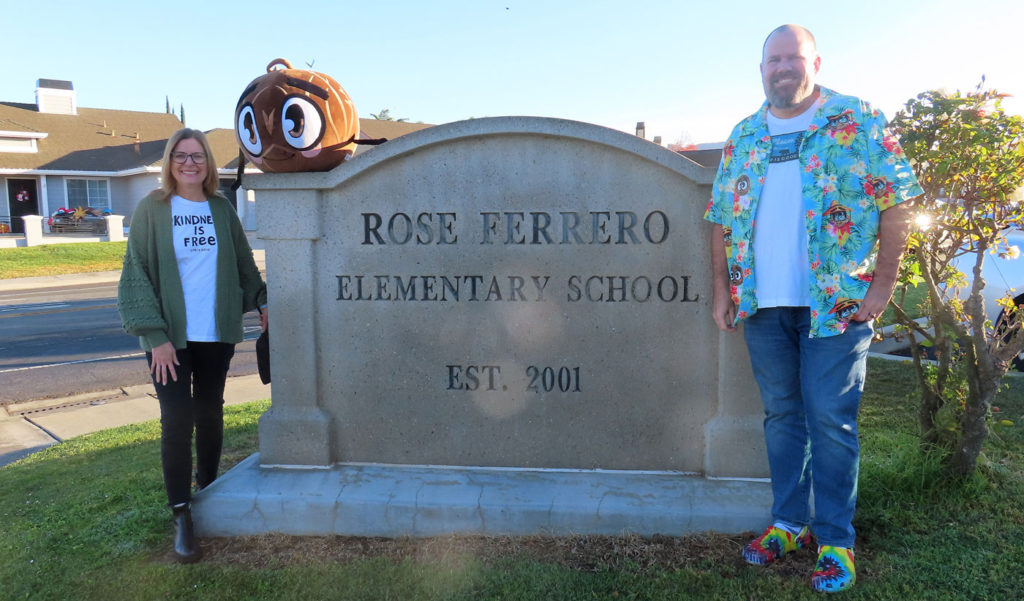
256, 329, 271, 384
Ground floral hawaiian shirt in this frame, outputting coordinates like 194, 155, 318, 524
704, 86, 923, 338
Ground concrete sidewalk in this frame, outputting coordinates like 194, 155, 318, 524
0, 373, 270, 468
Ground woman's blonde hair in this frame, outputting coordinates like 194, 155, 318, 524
157, 128, 221, 201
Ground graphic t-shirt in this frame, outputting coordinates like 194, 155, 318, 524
753, 101, 820, 308
171, 195, 219, 341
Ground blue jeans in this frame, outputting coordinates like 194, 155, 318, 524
743, 307, 872, 547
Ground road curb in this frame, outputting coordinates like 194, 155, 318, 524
0, 271, 122, 292
4, 388, 133, 417
0, 373, 269, 468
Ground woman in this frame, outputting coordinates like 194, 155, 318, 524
118, 128, 267, 563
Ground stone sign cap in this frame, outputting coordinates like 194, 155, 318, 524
247, 116, 713, 191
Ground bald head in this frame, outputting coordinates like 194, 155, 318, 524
760, 24, 821, 117
762, 24, 817, 61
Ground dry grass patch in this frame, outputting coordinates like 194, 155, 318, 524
198, 531, 820, 577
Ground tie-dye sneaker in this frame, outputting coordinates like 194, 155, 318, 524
812, 545, 856, 593
742, 525, 812, 565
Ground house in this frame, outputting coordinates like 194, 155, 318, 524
0, 80, 184, 233
0, 79, 432, 234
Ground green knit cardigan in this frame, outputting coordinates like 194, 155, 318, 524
117, 191, 267, 351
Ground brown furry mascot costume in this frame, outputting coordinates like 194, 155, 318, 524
234, 58, 382, 173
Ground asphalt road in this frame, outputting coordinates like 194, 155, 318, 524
0, 281, 261, 405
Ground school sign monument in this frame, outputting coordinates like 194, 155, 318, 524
195, 117, 771, 537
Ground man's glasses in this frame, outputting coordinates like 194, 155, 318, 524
171, 152, 207, 165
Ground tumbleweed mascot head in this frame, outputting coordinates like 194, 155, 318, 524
235, 58, 360, 173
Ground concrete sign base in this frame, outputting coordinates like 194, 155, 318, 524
195, 454, 771, 537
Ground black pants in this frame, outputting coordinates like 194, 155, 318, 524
147, 341, 235, 506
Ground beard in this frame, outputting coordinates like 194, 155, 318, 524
764, 71, 815, 109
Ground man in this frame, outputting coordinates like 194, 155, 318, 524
704, 24, 921, 593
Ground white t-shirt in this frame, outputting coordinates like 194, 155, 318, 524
171, 195, 219, 341
753, 101, 820, 308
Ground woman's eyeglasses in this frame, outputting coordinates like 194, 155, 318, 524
171, 152, 207, 165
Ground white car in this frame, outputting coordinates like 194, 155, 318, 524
982, 230, 1024, 368
981, 230, 1024, 324
882, 229, 1024, 367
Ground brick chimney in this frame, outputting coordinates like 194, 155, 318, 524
35, 79, 77, 115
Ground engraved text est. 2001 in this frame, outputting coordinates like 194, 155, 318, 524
447, 365, 582, 393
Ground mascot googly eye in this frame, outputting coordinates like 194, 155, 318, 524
234, 58, 382, 173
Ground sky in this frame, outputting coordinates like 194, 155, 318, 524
3, 0, 1022, 146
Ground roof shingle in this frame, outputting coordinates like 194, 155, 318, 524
0, 103, 183, 172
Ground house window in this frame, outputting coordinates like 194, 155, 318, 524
65, 178, 110, 211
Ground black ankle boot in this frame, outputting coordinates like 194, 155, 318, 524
171, 503, 201, 563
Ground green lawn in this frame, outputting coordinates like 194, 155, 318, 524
1, 359, 1022, 600
0, 241, 126, 279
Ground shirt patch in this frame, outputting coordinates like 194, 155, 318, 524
769, 131, 803, 163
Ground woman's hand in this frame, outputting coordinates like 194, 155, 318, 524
150, 342, 179, 386
259, 307, 269, 332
